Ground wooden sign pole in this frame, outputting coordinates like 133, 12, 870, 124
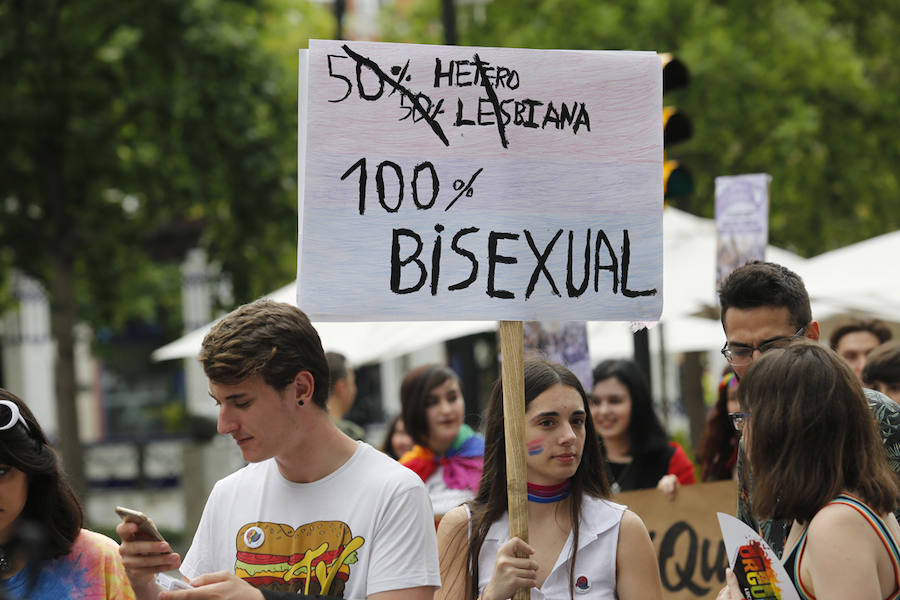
499, 320, 529, 600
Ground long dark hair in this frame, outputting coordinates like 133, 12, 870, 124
591, 359, 668, 456
740, 341, 899, 522
466, 359, 608, 600
698, 370, 740, 481
0, 388, 83, 559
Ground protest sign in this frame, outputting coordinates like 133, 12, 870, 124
714, 173, 771, 296
614, 480, 737, 599
523, 321, 592, 391
718, 513, 800, 600
297, 40, 663, 322
298, 43, 666, 599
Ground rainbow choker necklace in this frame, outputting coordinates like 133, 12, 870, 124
527, 480, 571, 503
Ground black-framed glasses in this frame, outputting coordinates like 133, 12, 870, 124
721, 326, 808, 366
729, 412, 750, 432
0, 400, 30, 432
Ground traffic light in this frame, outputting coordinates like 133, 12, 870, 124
661, 53, 693, 199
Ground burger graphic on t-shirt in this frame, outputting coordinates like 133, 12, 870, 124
234, 521, 365, 596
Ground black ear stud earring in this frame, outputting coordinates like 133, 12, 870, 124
297, 400, 304, 406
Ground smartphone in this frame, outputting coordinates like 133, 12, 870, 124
115, 506, 165, 542
156, 573, 193, 591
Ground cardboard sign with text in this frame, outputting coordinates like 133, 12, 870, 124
718, 513, 800, 600
614, 480, 737, 599
298, 40, 663, 322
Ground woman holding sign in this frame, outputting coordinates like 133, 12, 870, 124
399, 364, 484, 521
590, 359, 696, 499
436, 358, 662, 600
718, 341, 900, 600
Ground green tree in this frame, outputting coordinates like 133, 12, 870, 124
0, 0, 331, 495
382, 0, 900, 257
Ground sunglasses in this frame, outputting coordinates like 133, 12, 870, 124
0, 400, 31, 433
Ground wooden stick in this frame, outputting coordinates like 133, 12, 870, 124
499, 320, 529, 600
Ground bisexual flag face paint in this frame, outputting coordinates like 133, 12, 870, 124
526, 439, 544, 455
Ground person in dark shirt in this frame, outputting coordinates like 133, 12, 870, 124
590, 358, 696, 500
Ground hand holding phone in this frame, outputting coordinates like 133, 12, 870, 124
155, 573, 193, 590
115, 506, 165, 542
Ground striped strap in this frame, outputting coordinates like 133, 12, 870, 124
791, 527, 816, 600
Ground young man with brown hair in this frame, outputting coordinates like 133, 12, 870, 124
829, 318, 893, 380
118, 300, 440, 600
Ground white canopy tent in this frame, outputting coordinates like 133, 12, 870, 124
800, 230, 900, 324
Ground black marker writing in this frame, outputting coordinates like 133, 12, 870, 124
455, 98, 590, 134
472, 52, 509, 149
434, 58, 521, 89
341, 157, 480, 214
648, 523, 728, 596
389, 226, 657, 300
524, 229, 563, 299
340, 44, 450, 146
487, 231, 518, 299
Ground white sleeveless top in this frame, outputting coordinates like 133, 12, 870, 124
475, 496, 625, 599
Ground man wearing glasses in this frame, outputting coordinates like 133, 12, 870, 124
718, 261, 900, 558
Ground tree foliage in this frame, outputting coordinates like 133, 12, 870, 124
1, 0, 332, 327
0, 0, 332, 492
381, 0, 900, 257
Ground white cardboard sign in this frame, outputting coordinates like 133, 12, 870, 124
298, 40, 663, 321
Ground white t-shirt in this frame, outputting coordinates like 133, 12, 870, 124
181, 442, 440, 598
477, 496, 625, 599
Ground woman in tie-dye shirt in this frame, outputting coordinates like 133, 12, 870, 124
0, 388, 135, 599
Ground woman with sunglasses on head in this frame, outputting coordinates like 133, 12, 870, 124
399, 364, 484, 522
0, 388, 135, 599
436, 359, 662, 600
590, 359, 696, 500
717, 341, 900, 600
